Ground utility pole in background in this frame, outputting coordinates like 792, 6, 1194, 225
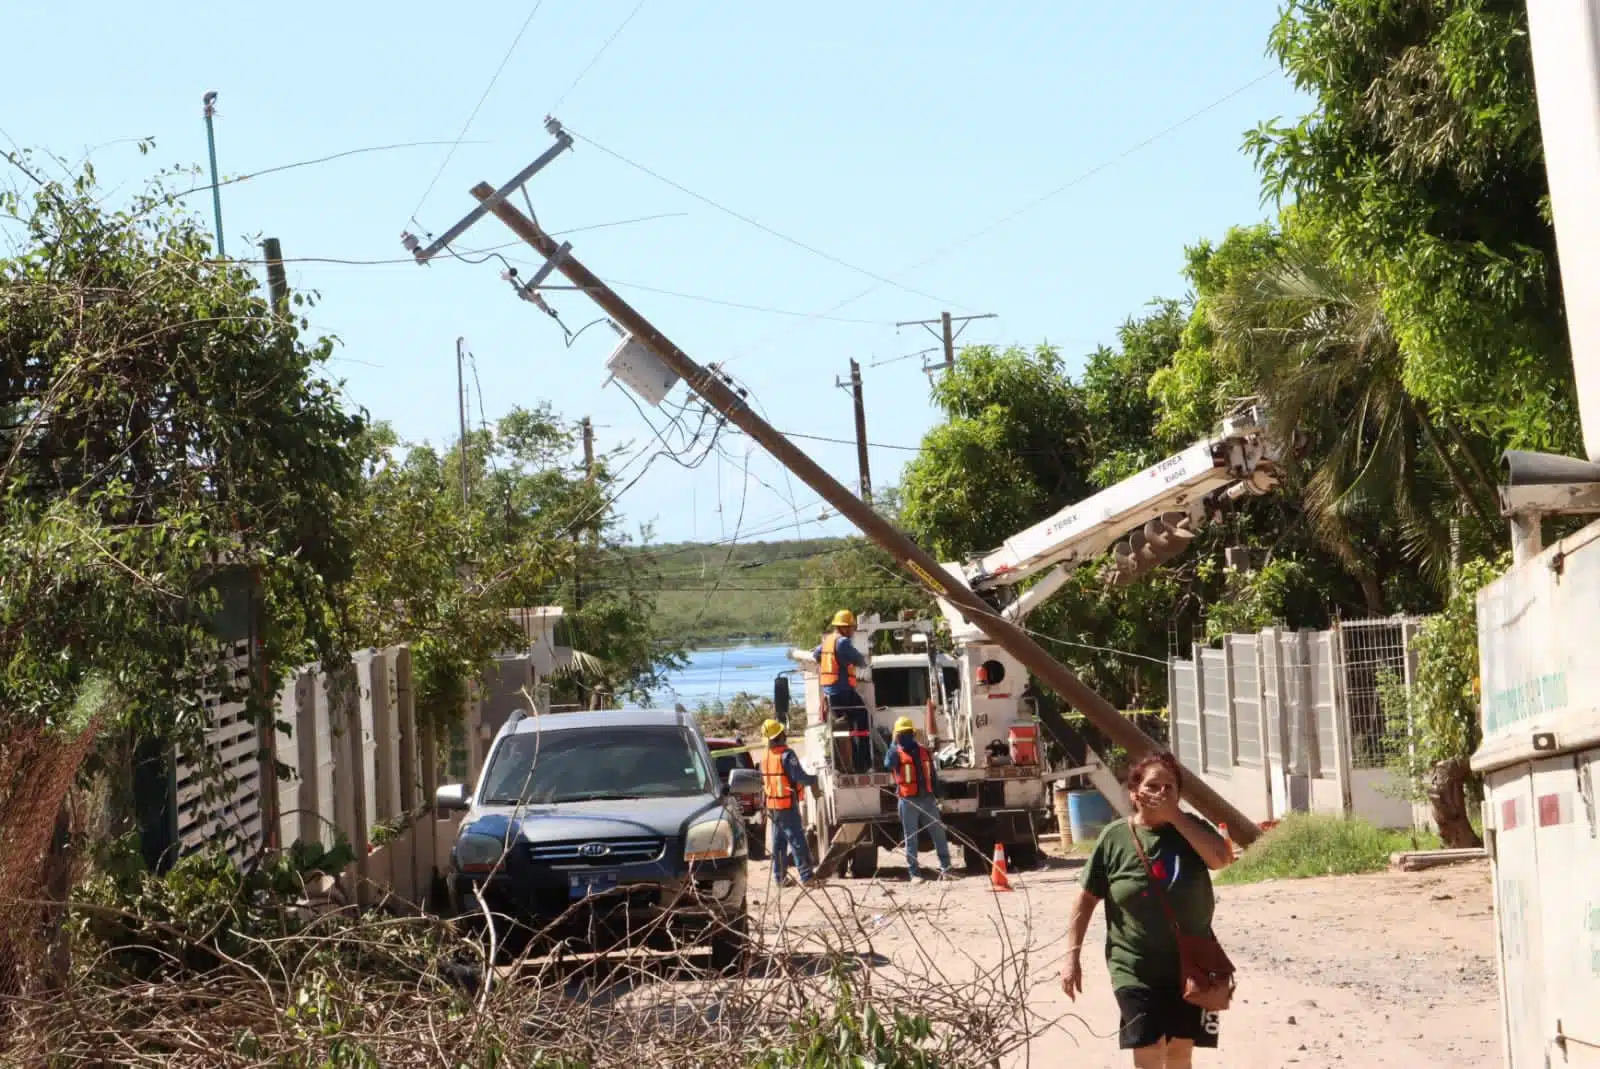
896, 310, 997, 377
574, 416, 595, 614
835, 359, 872, 504
581, 416, 597, 541
262, 238, 288, 317
201, 91, 225, 257
450, 178, 1261, 846
456, 337, 470, 509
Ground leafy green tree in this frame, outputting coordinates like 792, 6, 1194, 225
900, 344, 1093, 559
1249, 0, 1578, 452
1, 155, 364, 986
1080, 300, 1190, 485
1380, 556, 1507, 847
342, 407, 679, 721
1205, 226, 1502, 603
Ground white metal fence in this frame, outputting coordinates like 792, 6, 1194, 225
164, 644, 554, 908
1169, 618, 1422, 828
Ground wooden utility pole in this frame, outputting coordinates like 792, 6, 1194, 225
581, 416, 597, 543
262, 238, 288, 317
465, 180, 1261, 845
575, 416, 595, 614
835, 359, 872, 503
896, 310, 997, 376
255, 237, 289, 848
456, 337, 470, 509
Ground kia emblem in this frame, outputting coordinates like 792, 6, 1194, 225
577, 842, 610, 858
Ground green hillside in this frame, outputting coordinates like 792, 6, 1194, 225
631, 537, 850, 646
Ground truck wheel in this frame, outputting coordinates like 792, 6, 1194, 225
848, 843, 879, 879
748, 822, 768, 861
1008, 840, 1041, 872
962, 841, 988, 875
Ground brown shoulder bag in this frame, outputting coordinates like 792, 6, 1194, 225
1127, 820, 1237, 1012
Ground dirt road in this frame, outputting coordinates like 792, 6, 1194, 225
750, 852, 1499, 1068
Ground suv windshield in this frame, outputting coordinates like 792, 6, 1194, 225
479, 725, 711, 805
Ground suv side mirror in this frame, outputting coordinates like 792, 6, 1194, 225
435, 783, 470, 811
728, 768, 763, 797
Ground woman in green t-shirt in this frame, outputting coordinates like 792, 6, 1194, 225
1058, 752, 1234, 1068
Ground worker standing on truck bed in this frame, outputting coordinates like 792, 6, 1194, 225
760, 717, 819, 887
815, 609, 870, 772
885, 716, 954, 881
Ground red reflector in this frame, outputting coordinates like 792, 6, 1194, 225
976, 666, 989, 684
1501, 798, 1519, 831
1538, 793, 1567, 827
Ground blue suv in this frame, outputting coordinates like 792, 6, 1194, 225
435, 707, 759, 970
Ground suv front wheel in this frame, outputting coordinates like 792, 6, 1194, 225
708, 908, 750, 973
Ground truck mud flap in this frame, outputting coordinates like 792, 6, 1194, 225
814, 821, 870, 879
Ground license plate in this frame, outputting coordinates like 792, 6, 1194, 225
568, 871, 619, 899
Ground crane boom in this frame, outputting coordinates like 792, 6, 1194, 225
936, 405, 1282, 642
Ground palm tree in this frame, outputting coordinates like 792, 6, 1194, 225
1205, 238, 1500, 611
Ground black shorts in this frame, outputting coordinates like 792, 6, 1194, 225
1114, 986, 1221, 1049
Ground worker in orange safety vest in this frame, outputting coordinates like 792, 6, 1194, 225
813, 609, 870, 772
884, 716, 954, 880
759, 717, 819, 886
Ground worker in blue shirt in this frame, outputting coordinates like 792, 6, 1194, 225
884, 716, 954, 880
814, 609, 871, 772
759, 718, 820, 886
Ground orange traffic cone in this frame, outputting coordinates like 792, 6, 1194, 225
989, 842, 1013, 893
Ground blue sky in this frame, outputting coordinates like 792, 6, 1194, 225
3, 1, 1306, 546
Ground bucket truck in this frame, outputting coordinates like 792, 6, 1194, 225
778, 405, 1281, 878
1467, 4, 1600, 1066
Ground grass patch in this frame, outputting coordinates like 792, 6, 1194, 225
1215, 813, 1441, 885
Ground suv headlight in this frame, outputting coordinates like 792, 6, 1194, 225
684, 816, 737, 862
455, 832, 507, 874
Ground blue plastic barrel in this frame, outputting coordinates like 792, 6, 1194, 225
1066, 789, 1116, 843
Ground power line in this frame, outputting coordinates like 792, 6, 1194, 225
205, 212, 688, 267
564, 124, 968, 309
901, 71, 1278, 282
728, 69, 1279, 363
549, 0, 649, 114
764, 428, 923, 453
409, 0, 548, 227
169, 140, 491, 200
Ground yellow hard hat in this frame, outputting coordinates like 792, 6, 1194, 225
761, 718, 786, 740
893, 716, 916, 735
831, 609, 856, 628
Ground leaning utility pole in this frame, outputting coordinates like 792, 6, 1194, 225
452, 177, 1260, 846
896, 310, 997, 376
835, 359, 872, 503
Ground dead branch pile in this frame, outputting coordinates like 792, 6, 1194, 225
1, 871, 1065, 1068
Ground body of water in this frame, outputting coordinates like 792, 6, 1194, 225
628, 642, 796, 711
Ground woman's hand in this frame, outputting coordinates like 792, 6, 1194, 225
1059, 954, 1083, 1001
1134, 783, 1182, 825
